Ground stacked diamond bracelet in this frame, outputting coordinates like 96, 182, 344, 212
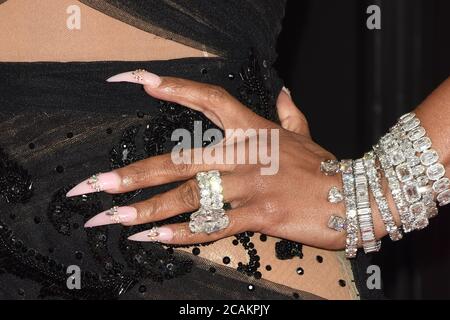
341, 160, 359, 258
353, 159, 381, 253
363, 152, 403, 241
321, 112, 449, 259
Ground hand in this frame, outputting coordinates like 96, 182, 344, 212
66, 70, 346, 250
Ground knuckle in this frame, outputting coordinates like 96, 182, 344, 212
204, 85, 228, 107
160, 157, 176, 174
160, 157, 191, 176
162, 79, 186, 95
137, 197, 160, 221
119, 164, 148, 187
178, 181, 200, 209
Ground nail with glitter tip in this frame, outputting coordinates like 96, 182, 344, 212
84, 206, 137, 228
106, 69, 161, 88
66, 172, 121, 197
127, 227, 174, 242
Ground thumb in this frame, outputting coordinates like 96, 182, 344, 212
276, 87, 310, 137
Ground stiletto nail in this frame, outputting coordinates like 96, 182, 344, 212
84, 206, 137, 228
106, 69, 161, 88
66, 172, 121, 197
127, 227, 173, 242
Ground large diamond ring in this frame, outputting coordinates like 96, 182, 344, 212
196, 170, 224, 210
189, 207, 230, 234
189, 170, 229, 234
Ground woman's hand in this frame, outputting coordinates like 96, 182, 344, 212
66, 70, 347, 250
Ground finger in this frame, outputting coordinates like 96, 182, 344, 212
107, 69, 275, 130
66, 150, 234, 197
84, 175, 245, 228
276, 87, 310, 137
127, 207, 260, 245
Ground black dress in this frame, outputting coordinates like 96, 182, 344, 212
0, 0, 381, 300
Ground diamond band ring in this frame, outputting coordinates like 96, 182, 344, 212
196, 170, 224, 210
189, 170, 229, 234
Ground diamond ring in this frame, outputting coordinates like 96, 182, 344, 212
327, 215, 347, 232
189, 170, 229, 233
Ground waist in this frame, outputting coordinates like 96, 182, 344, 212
0, 56, 283, 115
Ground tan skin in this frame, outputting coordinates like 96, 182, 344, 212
5, 0, 449, 299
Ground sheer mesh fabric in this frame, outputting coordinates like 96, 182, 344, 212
79, 0, 286, 64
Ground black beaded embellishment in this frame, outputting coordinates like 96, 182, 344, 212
0, 147, 33, 203
237, 50, 277, 121
275, 240, 303, 260
235, 232, 261, 278
47, 186, 103, 236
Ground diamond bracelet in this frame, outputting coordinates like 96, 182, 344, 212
374, 141, 415, 232
353, 159, 381, 253
398, 113, 450, 207
340, 160, 359, 258
320, 112, 448, 258
363, 151, 403, 241
390, 123, 435, 229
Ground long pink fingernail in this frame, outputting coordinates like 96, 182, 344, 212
66, 172, 121, 197
127, 227, 173, 242
84, 206, 137, 228
106, 69, 161, 88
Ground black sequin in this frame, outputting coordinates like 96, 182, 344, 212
192, 247, 200, 256
138, 285, 147, 293
75, 251, 84, 260
137, 111, 145, 118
